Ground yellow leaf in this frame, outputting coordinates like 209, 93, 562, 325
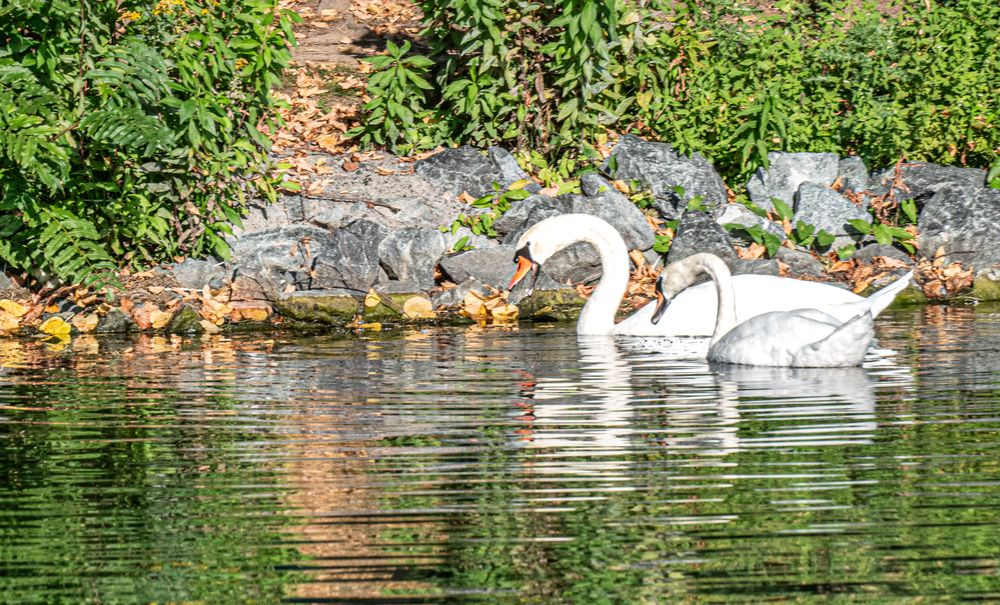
0, 300, 29, 318
229, 306, 270, 323
403, 296, 436, 319
199, 319, 222, 334
70, 313, 99, 333
150, 309, 173, 330
0, 311, 20, 332
39, 316, 72, 337
357, 322, 382, 330
364, 289, 382, 307
490, 303, 519, 323
509, 178, 533, 190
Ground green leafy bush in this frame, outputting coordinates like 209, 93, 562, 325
0, 0, 296, 285
356, 0, 999, 188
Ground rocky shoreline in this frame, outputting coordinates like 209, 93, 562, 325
2, 135, 998, 339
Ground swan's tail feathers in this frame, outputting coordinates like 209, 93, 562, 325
866, 270, 914, 318
792, 312, 875, 368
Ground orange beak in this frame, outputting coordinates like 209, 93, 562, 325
508, 255, 535, 291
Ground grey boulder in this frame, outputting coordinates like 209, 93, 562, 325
605, 134, 728, 218
747, 152, 839, 211
838, 156, 869, 192
414, 146, 537, 198
793, 183, 871, 249
870, 162, 987, 204
310, 219, 388, 294
918, 185, 1000, 274
775, 247, 825, 279
230, 224, 338, 299
666, 210, 737, 263
567, 174, 655, 251
495, 194, 569, 242
378, 227, 447, 289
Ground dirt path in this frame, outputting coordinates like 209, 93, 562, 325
287, 0, 420, 67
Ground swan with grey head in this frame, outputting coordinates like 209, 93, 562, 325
652, 253, 882, 367
508, 214, 913, 336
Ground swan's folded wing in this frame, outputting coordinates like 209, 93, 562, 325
791, 312, 874, 368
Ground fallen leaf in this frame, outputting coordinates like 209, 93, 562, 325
628, 249, 646, 267
0, 311, 20, 332
342, 160, 360, 172
39, 316, 72, 337
357, 322, 382, 330
612, 180, 630, 193
199, 320, 222, 334
458, 191, 477, 204
364, 289, 382, 307
150, 309, 173, 330
44, 304, 59, 314
403, 296, 436, 319
461, 291, 486, 318
490, 303, 519, 323
376, 166, 395, 176
873, 256, 910, 269
229, 305, 270, 323
148, 286, 165, 295
70, 313, 99, 333
0, 300, 28, 318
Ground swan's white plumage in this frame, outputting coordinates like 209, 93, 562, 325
654, 253, 896, 367
511, 214, 913, 337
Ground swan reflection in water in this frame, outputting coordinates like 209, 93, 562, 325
515, 336, 913, 472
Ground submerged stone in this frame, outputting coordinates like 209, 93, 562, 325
273, 291, 359, 325
95, 308, 135, 334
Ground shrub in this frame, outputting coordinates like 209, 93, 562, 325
355, 0, 999, 187
0, 0, 296, 285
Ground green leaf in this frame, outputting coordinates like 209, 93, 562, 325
771, 198, 793, 222
847, 219, 873, 234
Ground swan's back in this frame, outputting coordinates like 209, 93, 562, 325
616, 274, 861, 336
709, 309, 874, 368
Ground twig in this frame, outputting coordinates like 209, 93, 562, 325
296, 193, 401, 212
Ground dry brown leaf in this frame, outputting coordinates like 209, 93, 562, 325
70, 313, 99, 333
376, 166, 395, 176
150, 309, 173, 330
738, 243, 766, 260
628, 249, 646, 267
458, 191, 477, 204
872, 256, 910, 269
461, 291, 486, 318
403, 296, 436, 319
612, 180, 630, 193
342, 160, 360, 172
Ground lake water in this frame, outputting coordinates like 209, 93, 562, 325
2, 304, 1000, 603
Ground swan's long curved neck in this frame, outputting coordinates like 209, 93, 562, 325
676, 254, 738, 345
573, 223, 630, 335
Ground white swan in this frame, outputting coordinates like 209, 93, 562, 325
652, 253, 886, 367
507, 214, 914, 336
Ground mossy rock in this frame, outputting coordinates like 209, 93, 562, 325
886, 283, 928, 307
273, 291, 359, 325
972, 274, 1000, 301
516, 289, 586, 323
167, 304, 204, 334
95, 308, 136, 334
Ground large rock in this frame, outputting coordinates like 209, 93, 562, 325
870, 162, 987, 204
377, 227, 447, 289
568, 174, 655, 251
163, 258, 230, 289
499, 195, 573, 244
838, 156, 869, 192
714, 203, 786, 242
666, 210, 737, 262
310, 219, 388, 294
605, 134, 728, 218
230, 224, 337, 299
793, 183, 871, 248
414, 146, 537, 198
747, 152, 839, 211
775, 248, 825, 279
539, 243, 603, 288
440, 245, 518, 289
918, 185, 1000, 274
852, 243, 914, 266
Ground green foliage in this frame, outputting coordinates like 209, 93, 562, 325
0, 0, 295, 285
445, 183, 533, 247
355, 0, 999, 188
847, 218, 916, 253
723, 223, 783, 257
